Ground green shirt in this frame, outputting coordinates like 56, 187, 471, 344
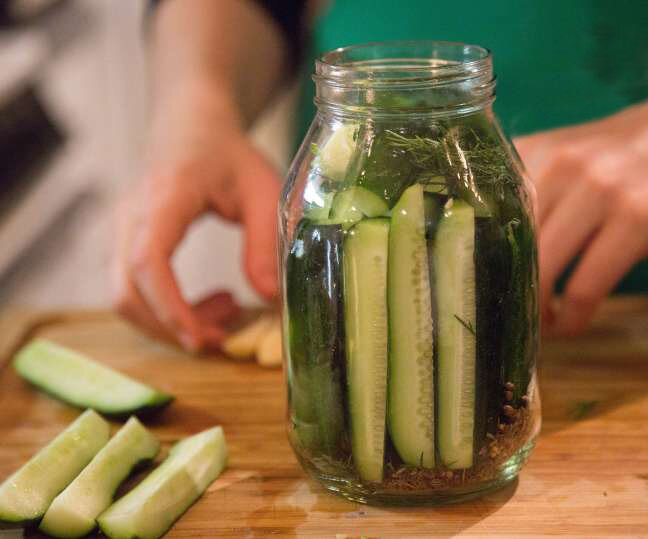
296, 0, 648, 293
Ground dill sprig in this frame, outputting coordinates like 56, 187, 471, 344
454, 314, 476, 336
569, 400, 599, 421
385, 130, 442, 166
385, 125, 518, 195
464, 131, 517, 188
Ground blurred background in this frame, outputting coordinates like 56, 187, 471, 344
0, 0, 294, 309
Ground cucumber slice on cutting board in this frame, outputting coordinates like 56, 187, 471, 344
98, 426, 227, 539
434, 199, 477, 469
330, 186, 389, 226
0, 409, 109, 524
40, 416, 160, 538
387, 184, 436, 468
343, 218, 389, 482
14, 339, 173, 416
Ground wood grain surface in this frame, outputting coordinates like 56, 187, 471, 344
1, 299, 647, 538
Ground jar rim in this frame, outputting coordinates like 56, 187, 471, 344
316, 41, 492, 85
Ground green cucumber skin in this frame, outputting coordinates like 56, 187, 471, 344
101, 490, 199, 539
98, 427, 227, 539
39, 417, 159, 539
434, 200, 477, 470
285, 220, 315, 437
474, 218, 511, 444
285, 221, 347, 455
387, 184, 435, 468
501, 210, 538, 403
0, 410, 110, 525
13, 340, 173, 417
344, 219, 390, 482
302, 222, 347, 453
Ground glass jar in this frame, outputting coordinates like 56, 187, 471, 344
279, 41, 540, 505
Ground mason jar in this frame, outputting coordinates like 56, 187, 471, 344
279, 41, 540, 505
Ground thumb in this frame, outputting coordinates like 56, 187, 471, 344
239, 151, 282, 300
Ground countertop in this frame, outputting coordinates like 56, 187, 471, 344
0, 299, 647, 538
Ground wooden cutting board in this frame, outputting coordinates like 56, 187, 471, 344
1, 299, 648, 538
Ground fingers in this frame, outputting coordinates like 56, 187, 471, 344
515, 137, 580, 226
114, 131, 282, 351
130, 178, 214, 350
116, 174, 219, 352
515, 111, 648, 336
114, 276, 176, 344
116, 275, 240, 350
548, 215, 647, 335
238, 151, 281, 300
133, 248, 210, 350
113, 202, 179, 345
537, 179, 606, 316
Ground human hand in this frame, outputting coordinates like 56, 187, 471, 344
113, 89, 281, 352
514, 102, 648, 336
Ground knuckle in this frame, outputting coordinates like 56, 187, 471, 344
156, 309, 177, 330
617, 192, 648, 224
129, 248, 151, 275
587, 170, 617, 198
583, 158, 619, 197
540, 145, 584, 187
555, 144, 584, 168
128, 236, 162, 274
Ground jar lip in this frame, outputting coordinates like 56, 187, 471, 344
316, 40, 492, 84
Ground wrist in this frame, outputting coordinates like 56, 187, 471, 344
147, 77, 244, 160
152, 76, 242, 129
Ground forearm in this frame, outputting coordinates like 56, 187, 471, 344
148, 0, 290, 130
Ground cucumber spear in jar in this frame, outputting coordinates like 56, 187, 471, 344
343, 218, 390, 482
433, 199, 477, 469
387, 183, 436, 468
285, 221, 347, 457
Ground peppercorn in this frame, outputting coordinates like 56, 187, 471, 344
502, 404, 517, 418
